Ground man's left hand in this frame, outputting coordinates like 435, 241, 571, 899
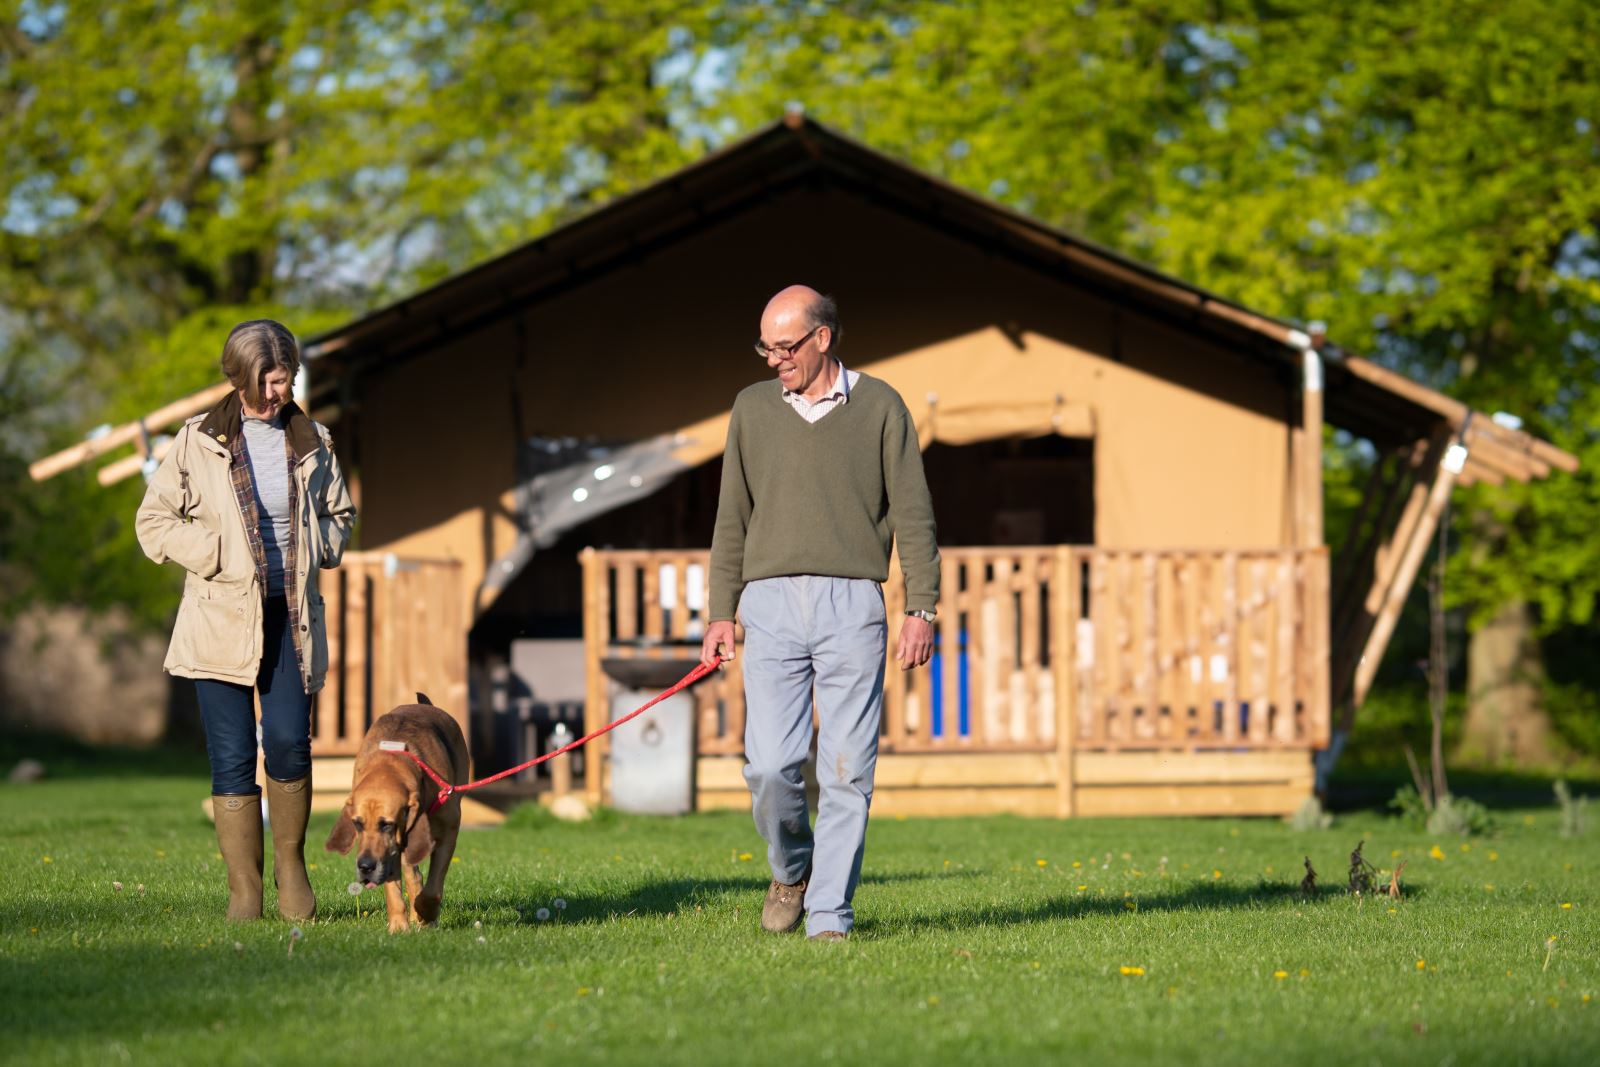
895, 615, 935, 671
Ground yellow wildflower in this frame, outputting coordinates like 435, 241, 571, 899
1561, 902, 1573, 909
1273, 970, 1288, 979
1415, 959, 1426, 970
1212, 869, 1222, 879
1429, 845, 1446, 861
1119, 965, 1144, 976
1076, 885, 1087, 892
1072, 861, 1082, 869
1036, 859, 1048, 868
738, 852, 752, 862
1488, 851, 1499, 861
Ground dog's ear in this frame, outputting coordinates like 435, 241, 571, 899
324, 799, 357, 854
402, 795, 433, 866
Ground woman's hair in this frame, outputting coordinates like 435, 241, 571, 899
220, 320, 300, 409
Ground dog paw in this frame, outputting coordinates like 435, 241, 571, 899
387, 916, 411, 935
416, 894, 441, 925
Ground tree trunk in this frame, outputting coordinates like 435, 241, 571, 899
1461, 600, 1557, 765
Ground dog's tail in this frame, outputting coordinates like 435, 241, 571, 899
415, 691, 433, 706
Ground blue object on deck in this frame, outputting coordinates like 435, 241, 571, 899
929, 631, 971, 739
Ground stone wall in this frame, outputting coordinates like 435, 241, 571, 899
0, 605, 172, 745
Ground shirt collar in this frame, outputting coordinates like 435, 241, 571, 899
783, 359, 851, 402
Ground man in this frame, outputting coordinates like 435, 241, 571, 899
700, 284, 939, 941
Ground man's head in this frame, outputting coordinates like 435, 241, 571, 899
757, 285, 841, 398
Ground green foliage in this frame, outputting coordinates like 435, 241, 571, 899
1426, 794, 1494, 838
1288, 795, 1333, 832
1388, 784, 1431, 827
1388, 785, 1494, 837
2, 0, 721, 625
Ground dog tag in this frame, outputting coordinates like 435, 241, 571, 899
378, 740, 407, 752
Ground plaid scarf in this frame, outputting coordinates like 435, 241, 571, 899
229, 428, 306, 683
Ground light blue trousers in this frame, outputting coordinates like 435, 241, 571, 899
740, 576, 886, 936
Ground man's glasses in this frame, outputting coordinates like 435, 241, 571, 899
753, 325, 820, 361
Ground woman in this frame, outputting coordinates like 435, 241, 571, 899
136, 320, 356, 922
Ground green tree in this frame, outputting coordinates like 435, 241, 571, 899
1, 0, 717, 626
703, 0, 1600, 760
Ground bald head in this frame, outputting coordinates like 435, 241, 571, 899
757, 284, 841, 399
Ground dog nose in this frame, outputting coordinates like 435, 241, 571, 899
357, 856, 377, 876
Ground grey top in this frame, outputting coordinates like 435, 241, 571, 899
242, 413, 292, 596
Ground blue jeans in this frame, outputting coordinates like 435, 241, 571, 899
195, 596, 311, 795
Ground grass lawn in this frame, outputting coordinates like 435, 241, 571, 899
2, 772, 1595, 1066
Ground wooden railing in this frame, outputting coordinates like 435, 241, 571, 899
313, 552, 467, 758
581, 546, 1330, 765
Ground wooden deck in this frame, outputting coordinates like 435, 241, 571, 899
582, 545, 1330, 817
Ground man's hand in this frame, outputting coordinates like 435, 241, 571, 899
895, 615, 935, 671
701, 620, 736, 668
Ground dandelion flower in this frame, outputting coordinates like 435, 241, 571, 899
1488, 851, 1499, 861
1387, 908, 1398, 914
112, 882, 124, 892
1036, 859, 1048, 868
577, 987, 592, 997
41, 857, 51, 865
474, 920, 482, 929
1415, 959, 1426, 971
1118, 965, 1144, 976
1429, 845, 1446, 861
738, 852, 753, 862
1561, 902, 1573, 910
1212, 869, 1222, 880
476, 936, 487, 945
554, 898, 567, 910
347, 882, 363, 896
290, 927, 303, 940
1273, 971, 1288, 979
536, 908, 551, 922
1076, 885, 1087, 892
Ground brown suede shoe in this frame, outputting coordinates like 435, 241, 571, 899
808, 930, 847, 942
760, 873, 808, 933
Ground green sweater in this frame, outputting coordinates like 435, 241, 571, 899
709, 374, 940, 621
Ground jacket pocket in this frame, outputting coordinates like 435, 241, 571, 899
171, 583, 260, 673
307, 591, 329, 684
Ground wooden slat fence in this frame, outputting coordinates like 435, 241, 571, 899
582, 546, 1331, 761
312, 551, 468, 758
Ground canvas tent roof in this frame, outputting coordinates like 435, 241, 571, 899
297, 112, 1574, 489
30, 114, 1576, 491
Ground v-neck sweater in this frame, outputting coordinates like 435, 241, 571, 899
709, 373, 940, 621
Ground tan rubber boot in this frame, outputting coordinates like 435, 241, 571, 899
212, 793, 264, 921
266, 775, 317, 921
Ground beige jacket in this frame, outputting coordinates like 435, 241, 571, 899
135, 394, 356, 692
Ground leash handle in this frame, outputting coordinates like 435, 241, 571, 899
397, 656, 723, 812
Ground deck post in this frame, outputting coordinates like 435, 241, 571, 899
1053, 546, 1077, 817
580, 547, 607, 804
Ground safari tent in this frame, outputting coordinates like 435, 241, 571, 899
35, 114, 1576, 817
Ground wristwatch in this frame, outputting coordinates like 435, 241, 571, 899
905, 609, 936, 624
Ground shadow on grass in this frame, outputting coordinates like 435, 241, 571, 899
856, 880, 1428, 935
0, 726, 208, 780
467, 868, 990, 926
1326, 763, 1600, 813
456, 869, 1418, 931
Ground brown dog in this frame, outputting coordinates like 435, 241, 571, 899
325, 702, 469, 933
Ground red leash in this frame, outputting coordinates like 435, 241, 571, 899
387, 656, 722, 813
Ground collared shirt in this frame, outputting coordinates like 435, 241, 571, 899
781, 360, 860, 423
